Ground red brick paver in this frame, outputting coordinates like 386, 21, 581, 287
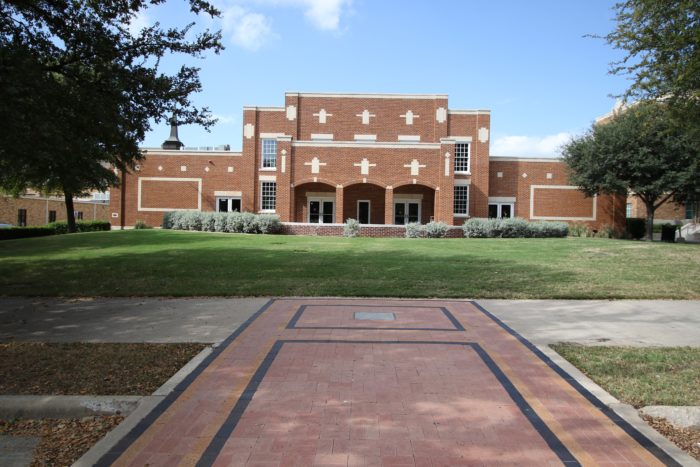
100, 299, 674, 466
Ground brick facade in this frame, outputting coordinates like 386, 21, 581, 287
111, 92, 625, 233
0, 195, 109, 226
627, 194, 693, 222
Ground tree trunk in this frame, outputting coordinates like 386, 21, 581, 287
63, 190, 76, 233
644, 200, 655, 241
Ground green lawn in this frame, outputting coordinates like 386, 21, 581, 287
551, 345, 700, 407
0, 229, 698, 298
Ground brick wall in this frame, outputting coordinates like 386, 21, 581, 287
627, 194, 688, 221
0, 196, 109, 226
489, 158, 625, 232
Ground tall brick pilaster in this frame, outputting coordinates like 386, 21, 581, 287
437, 139, 456, 223
276, 136, 293, 221
335, 185, 344, 223
384, 187, 394, 224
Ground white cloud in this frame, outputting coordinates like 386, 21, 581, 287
221, 5, 275, 51
491, 132, 572, 158
252, 0, 351, 30
128, 10, 151, 36
212, 113, 236, 124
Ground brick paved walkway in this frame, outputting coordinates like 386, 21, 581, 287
98, 299, 678, 466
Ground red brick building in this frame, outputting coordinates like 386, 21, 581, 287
110, 92, 624, 233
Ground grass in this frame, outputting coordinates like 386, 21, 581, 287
551, 344, 700, 408
0, 342, 206, 395
0, 229, 698, 298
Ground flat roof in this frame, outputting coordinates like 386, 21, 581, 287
285, 91, 449, 99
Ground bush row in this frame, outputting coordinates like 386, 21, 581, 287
405, 221, 451, 238
163, 211, 282, 234
462, 217, 568, 238
0, 220, 111, 241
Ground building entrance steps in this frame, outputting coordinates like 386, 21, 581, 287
86, 299, 690, 466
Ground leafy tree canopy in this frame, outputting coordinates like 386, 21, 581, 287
0, 0, 222, 230
562, 101, 699, 239
605, 0, 700, 130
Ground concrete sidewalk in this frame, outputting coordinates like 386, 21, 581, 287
0, 297, 698, 346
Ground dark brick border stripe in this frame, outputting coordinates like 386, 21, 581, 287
470, 300, 681, 467
197, 340, 579, 467
94, 299, 276, 467
286, 304, 465, 331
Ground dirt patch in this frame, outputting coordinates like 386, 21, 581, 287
0, 416, 123, 466
642, 414, 700, 461
0, 342, 207, 395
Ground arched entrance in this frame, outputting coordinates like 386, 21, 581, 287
294, 182, 337, 223
343, 183, 386, 224
393, 184, 436, 224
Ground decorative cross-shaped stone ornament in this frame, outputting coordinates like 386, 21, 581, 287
356, 110, 376, 125
313, 109, 333, 124
404, 159, 427, 176
353, 158, 376, 175
304, 157, 327, 174
400, 110, 420, 125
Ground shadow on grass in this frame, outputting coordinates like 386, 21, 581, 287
0, 243, 574, 298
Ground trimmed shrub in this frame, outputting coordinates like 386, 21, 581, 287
162, 212, 174, 229
226, 212, 245, 233
240, 212, 257, 233
0, 227, 56, 241
463, 217, 568, 238
256, 214, 282, 234
462, 218, 493, 238
48, 221, 111, 233
626, 218, 646, 240
213, 213, 228, 232
568, 222, 592, 237
47, 221, 69, 234
500, 217, 529, 238
405, 222, 424, 238
134, 220, 151, 229
200, 212, 217, 232
343, 218, 360, 237
594, 224, 615, 239
423, 221, 449, 238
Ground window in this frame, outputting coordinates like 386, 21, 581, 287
261, 139, 277, 168
685, 203, 695, 220
454, 142, 470, 173
75, 211, 83, 220
309, 199, 334, 223
453, 185, 469, 215
217, 197, 241, 213
261, 182, 276, 211
626, 203, 633, 218
49, 210, 56, 223
488, 203, 513, 219
17, 209, 27, 227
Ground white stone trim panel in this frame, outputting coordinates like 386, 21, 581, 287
137, 177, 202, 212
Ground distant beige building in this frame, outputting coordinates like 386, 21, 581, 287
0, 192, 110, 227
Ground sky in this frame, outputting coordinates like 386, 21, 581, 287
136, 0, 629, 157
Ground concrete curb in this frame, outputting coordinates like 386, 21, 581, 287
0, 395, 141, 420
539, 345, 700, 467
73, 345, 213, 467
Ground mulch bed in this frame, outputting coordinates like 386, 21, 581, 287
0, 416, 124, 466
642, 415, 700, 461
0, 342, 207, 395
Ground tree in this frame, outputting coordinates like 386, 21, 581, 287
605, 0, 700, 136
0, 0, 222, 232
562, 101, 699, 240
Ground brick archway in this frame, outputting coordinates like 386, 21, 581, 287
393, 184, 436, 224
343, 183, 386, 225
293, 182, 337, 223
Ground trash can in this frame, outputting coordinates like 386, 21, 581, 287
660, 224, 676, 242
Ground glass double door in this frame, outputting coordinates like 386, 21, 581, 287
394, 202, 420, 225
309, 200, 334, 224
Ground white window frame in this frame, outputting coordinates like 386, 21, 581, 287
307, 196, 335, 224
454, 142, 470, 174
216, 197, 242, 213
357, 199, 371, 224
261, 138, 277, 169
488, 203, 514, 218
260, 181, 276, 212
453, 184, 470, 216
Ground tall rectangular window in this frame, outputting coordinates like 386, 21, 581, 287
261, 139, 277, 168
48, 210, 56, 223
18, 209, 27, 227
626, 203, 632, 218
75, 211, 83, 220
454, 185, 469, 215
454, 143, 470, 173
261, 182, 276, 211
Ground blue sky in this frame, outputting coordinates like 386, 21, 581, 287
136, 0, 628, 157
